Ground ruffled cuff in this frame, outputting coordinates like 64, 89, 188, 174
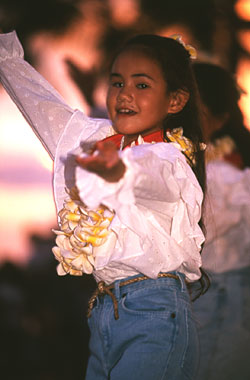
0, 31, 24, 62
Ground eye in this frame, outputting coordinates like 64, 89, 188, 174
111, 81, 123, 88
136, 83, 149, 89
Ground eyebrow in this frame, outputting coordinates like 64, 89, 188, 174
110, 72, 155, 81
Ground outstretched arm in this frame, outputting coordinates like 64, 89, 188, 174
0, 31, 75, 159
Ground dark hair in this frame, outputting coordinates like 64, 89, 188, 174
115, 34, 209, 298
117, 34, 206, 194
193, 62, 250, 168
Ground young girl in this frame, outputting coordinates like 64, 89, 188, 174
0, 32, 206, 379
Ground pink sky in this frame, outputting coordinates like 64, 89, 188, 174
0, 90, 56, 264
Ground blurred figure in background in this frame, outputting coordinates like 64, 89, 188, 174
193, 62, 250, 380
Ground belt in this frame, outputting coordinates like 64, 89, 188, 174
87, 273, 179, 320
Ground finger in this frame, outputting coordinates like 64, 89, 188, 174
96, 141, 120, 166
77, 141, 119, 171
76, 154, 113, 175
76, 155, 102, 168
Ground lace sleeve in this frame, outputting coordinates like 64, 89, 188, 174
0, 31, 76, 159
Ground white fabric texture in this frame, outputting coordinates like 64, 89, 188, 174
0, 31, 205, 283
202, 160, 250, 273
0, 31, 74, 159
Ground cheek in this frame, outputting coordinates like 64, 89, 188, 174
147, 99, 168, 120
139, 92, 168, 114
138, 95, 158, 111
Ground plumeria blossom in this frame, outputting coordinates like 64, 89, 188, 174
170, 34, 197, 60
167, 127, 198, 165
52, 187, 114, 276
119, 134, 147, 150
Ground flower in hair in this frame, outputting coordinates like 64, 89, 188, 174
170, 34, 197, 60
52, 187, 114, 276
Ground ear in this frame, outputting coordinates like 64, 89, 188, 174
168, 89, 190, 114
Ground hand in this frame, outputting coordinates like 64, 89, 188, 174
76, 141, 126, 182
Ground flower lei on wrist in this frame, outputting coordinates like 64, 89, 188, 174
52, 187, 114, 276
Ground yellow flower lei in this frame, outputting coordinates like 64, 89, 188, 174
52, 187, 114, 276
166, 127, 205, 165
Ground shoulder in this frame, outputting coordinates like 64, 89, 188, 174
123, 142, 202, 193
128, 142, 195, 178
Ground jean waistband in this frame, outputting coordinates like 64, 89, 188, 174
87, 272, 186, 320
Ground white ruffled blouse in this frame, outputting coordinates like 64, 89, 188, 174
0, 31, 204, 283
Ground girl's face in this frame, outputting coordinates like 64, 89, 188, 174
106, 49, 173, 139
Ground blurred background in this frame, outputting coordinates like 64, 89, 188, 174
0, 0, 250, 378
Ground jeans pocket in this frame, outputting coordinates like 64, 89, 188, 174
121, 287, 176, 318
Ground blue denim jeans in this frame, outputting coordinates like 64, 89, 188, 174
193, 266, 250, 380
85, 272, 199, 380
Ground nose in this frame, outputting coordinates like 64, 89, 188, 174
117, 86, 133, 102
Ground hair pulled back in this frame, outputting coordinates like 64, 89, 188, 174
116, 34, 205, 196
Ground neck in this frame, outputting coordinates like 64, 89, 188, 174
123, 134, 139, 147
123, 127, 162, 147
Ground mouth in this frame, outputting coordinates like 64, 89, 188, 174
116, 107, 137, 116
